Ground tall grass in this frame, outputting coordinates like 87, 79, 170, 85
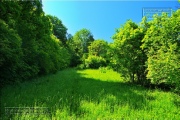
1, 68, 180, 119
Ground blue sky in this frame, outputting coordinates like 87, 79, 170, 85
42, 0, 179, 42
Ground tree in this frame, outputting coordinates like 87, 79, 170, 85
46, 15, 68, 45
0, 1, 21, 29
142, 11, 180, 91
73, 28, 94, 54
66, 33, 81, 67
112, 20, 147, 83
84, 39, 109, 69
68, 28, 94, 66
0, 19, 23, 85
0, 1, 71, 86
88, 39, 108, 58
14, 0, 45, 76
85, 55, 106, 69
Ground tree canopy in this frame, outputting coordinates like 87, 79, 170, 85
46, 15, 68, 45
112, 20, 146, 83
73, 28, 94, 54
111, 10, 180, 92
0, 1, 70, 86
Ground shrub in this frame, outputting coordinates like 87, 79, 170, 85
76, 64, 86, 70
85, 55, 106, 69
99, 67, 107, 73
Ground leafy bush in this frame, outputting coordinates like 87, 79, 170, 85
0, 19, 23, 86
99, 67, 107, 73
112, 20, 146, 83
85, 55, 106, 69
142, 11, 180, 92
0, 1, 71, 87
76, 64, 86, 70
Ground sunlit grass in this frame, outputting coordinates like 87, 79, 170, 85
1, 68, 180, 119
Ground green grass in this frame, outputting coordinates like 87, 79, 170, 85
1, 68, 180, 119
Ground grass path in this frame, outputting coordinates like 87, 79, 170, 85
1, 68, 180, 119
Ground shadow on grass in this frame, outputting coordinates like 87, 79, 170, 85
1, 69, 155, 118
50, 69, 153, 116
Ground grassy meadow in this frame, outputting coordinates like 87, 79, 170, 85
1, 68, 180, 119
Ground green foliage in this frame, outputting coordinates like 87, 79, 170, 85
37, 35, 70, 74
66, 34, 82, 67
142, 10, 180, 92
88, 39, 108, 57
76, 64, 86, 70
67, 28, 94, 67
99, 66, 107, 73
46, 15, 68, 45
73, 28, 94, 54
0, 1, 21, 28
106, 43, 118, 70
146, 44, 180, 85
110, 10, 180, 93
112, 20, 147, 83
0, 19, 23, 85
0, 1, 70, 86
85, 55, 106, 69
14, 1, 47, 77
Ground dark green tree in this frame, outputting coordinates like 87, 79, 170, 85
0, 19, 23, 85
0, 0, 70, 85
46, 15, 68, 45
67, 33, 81, 67
68, 28, 94, 67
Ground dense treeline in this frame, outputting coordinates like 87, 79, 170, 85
112, 10, 180, 93
1, 0, 180, 93
0, 1, 70, 86
0, 0, 96, 87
